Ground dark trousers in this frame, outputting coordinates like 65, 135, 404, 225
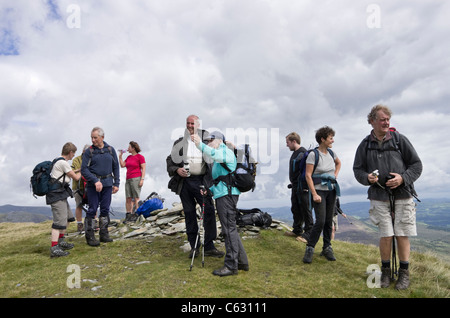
216, 195, 248, 270
291, 186, 314, 238
86, 186, 112, 218
308, 190, 336, 249
179, 176, 217, 251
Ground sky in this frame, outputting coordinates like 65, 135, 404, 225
1, 0, 449, 210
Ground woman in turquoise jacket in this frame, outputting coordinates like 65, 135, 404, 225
193, 131, 249, 277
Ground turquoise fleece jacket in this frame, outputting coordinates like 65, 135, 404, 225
199, 142, 241, 199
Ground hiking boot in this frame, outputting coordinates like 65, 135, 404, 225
99, 216, 113, 243
380, 267, 392, 288
296, 235, 308, 243
395, 268, 410, 290
204, 248, 225, 258
212, 266, 238, 277
303, 246, 314, 263
284, 231, 297, 237
77, 223, 84, 233
50, 245, 69, 258
85, 217, 100, 247
320, 246, 336, 261
58, 238, 74, 250
93, 218, 99, 231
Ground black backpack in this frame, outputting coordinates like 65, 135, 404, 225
217, 144, 257, 193
237, 208, 272, 228
30, 157, 65, 198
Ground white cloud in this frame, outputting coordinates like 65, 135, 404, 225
0, 0, 449, 209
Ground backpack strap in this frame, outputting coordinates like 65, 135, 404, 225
87, 146, 116, 167
51, 157, 67, 184
365, 131, 401, 155
292, 149, 306, 173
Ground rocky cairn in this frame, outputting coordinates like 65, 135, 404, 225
73, 202, 291, 253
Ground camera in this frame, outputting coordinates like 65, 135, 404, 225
386, 174, 395, 181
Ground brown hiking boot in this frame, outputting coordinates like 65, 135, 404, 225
380, 267, 392, 288
395, 268, 410, 290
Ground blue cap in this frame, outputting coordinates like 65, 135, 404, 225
203, 131, 225, 142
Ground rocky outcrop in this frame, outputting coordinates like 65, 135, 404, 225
69, 202, 292, 253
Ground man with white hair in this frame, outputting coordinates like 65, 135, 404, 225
81, 127, 120, 246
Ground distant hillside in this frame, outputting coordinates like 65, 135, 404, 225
0, 204, 52, 216
0, 204, 125, 223
0, 212, 51, 223
0, 205, 52, 223
262, 198, 450, 230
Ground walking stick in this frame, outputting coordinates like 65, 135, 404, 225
201, 186, 206, 268
189, 234, 200, 271
373, 170, 398, 280
189, 185, 206, 271
387, 187, 398, 280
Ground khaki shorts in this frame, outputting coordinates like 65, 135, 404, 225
369, 198, 417, 237
51, 198, 74, 230
125, 177, 142, 198
74, 191, 83, 208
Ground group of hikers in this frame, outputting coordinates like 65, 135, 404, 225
43, 105, 422, 288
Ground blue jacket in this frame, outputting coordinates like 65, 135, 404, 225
81, 142, 120, 188
199, 142, 240, 199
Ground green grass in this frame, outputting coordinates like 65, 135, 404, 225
0, 221, 448, 298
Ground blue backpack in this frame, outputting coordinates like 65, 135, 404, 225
135, 192, 164, 218
30, 157, 65, 198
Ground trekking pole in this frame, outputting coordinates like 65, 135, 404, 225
388, 189, 398, 280
189, 233, 200, 271
336, 205, 353, 225
200, 185, 206, 268
373, 170, 398, 279
189, 186, 206, 271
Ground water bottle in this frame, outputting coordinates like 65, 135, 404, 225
184, 163, 191, 177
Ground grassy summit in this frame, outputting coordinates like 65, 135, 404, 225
0, 221, 448, 299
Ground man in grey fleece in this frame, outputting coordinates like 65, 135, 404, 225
353, 105, 422, 290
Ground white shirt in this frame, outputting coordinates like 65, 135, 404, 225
51, 158, 72, 184
186, 139, 206, 175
